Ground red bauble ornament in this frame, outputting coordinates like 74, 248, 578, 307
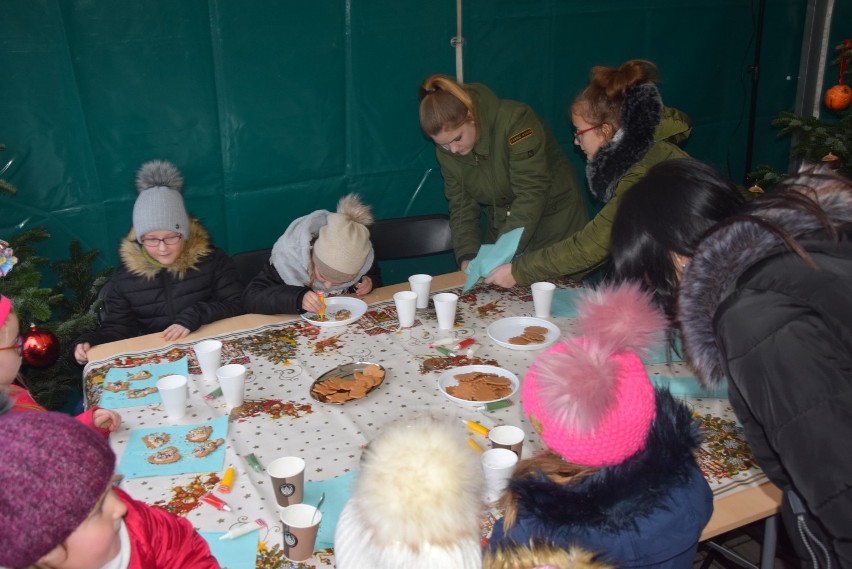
22, 324, 60, 368
824, 84, 852, 112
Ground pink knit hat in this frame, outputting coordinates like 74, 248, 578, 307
0, 295, 11, 328
522, 282, 666, 467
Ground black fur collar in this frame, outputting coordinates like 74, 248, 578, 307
508, 390, 701, 532
678, 186, 852, 388
586, 83, 662, 202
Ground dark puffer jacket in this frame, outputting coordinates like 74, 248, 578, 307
490, 390, 713, 569
678, 185, 852, 569
74, 219, 244, 348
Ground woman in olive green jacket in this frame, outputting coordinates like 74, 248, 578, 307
419, 75, 588, 269
486, 60, 691, 288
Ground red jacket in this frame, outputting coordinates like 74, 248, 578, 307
117, 487, 220, 569
9, 385, 109, 436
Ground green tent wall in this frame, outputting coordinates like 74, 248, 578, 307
0, 0, 830, 284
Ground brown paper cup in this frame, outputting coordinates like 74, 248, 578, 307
267, 456, 305, 507
280, 503, 322, 562
488, 425, 524, 459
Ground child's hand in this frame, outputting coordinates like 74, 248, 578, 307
74, 342, 91, 365
302, 291, 325, 314
354, 276, 373, 296
161, 324, 190, 342
93, 409, 122, 432
484, 263, 517, 288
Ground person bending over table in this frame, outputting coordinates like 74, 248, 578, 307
418, 74, 587, 271
242, 193, 382, 315
610, 159, 852, 569
485, 59, 691, 288
73, 160, 244, 365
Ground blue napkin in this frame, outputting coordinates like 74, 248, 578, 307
303, 470, 358, 548
651, 375, 728, 398
462, 227, 524, 292
201, 530, 258, 568
551, 288, 585, 318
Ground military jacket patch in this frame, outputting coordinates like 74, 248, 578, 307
508, 128, 533, 145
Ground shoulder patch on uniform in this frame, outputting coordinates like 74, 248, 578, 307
508, 128, 533, 145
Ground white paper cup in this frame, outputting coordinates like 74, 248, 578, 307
531, 282, 556, 318
432, 292, 458, 330
481, 447, 518, 504
267, 456, 306, 508
156, 374, 188, 422
194, 339, 223, 382
280, 503, 322, 562
408, 274, 433, 309
488, 425, 525, 458
216, 363, 246, 410
393, 291, 418, 328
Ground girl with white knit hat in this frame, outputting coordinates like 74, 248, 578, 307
243, 193, 382, 315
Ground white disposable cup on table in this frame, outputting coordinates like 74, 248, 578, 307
481, 447, 518, 504
216, 363, 246, 410
194, 339, 223, 382
280, 503, 322, 562
433, 292, 458, 330
267, 456, 306, 508
393, 291, 418, 328
488, 425, 525, 459
156, 374, 188, 422
408, 274, 433, 309
531, 282, 556, 318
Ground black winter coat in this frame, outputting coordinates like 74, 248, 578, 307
75, 220, 244, 348
679, 187, 852, 568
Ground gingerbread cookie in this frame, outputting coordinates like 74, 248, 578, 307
334, 309, 352, 321
192, 438, 224, 458
127, 370, 152, 381
127, 386, 158, 399
185, 426, 213, 442
148, 446, 181, 465
105, 380, 130, 392
142, 432, 170, 449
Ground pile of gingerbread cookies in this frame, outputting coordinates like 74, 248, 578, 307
508, 325, 549, 345
445, 371, 513, 402
310, 364, 385, 403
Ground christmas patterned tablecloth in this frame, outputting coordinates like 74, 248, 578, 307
83, 280, 765, 568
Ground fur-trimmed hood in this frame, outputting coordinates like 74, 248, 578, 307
586, 83, 662, 202
508, 389, 702, 532
678, 184, 852, 388
119, 218, 212, 280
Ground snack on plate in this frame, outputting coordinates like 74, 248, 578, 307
127, 370, 153, 381
148, 446, 181, 465
508, 325, 549, 345
192, 438, 224, 458
311, 364, 385, 403
105, 380, 130, 393
142, 432, 171, 449
127, 386, 158, 399
185, 425, 213, 442
446, 371, 513, 402
334, 309, 352, 321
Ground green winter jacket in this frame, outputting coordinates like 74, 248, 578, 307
512, 93, 691, 286
436, 84, 587, 265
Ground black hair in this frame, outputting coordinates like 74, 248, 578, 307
610, 158, 745, 320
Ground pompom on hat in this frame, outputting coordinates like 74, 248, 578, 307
312, 194, 374, 283
131, 159, 190, 243
334, 415, 483, 569
0, 409, 115, 568
522, 281, 667, 467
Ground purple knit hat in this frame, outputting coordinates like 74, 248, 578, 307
0, 410, 115, 568
522, 282, 666, 467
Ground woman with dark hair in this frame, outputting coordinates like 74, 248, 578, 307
610, 159, 852, 569
486, 59, 692, 288
418, 74, 588, 270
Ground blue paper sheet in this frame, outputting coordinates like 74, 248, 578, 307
303, 470, 358, 548
201, 530, 258, 569
117, 416, 229, 479
99, 357, 189, 409
651, 375, 728, 399
551, 287, 585, 318
462, 227, 524, 292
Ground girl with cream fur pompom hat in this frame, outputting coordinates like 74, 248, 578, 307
243, 193, 383, 315
334, 415, 484, 569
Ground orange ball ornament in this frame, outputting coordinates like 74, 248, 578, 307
824, 84, 852, 111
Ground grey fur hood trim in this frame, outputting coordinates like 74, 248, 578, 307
678, 185, 852, 388
586, 82, 662, 202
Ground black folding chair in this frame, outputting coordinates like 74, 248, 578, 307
369, 214, 453, 261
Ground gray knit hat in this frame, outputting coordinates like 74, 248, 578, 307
312, 194, 374, 283
132, 160, 190, 242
